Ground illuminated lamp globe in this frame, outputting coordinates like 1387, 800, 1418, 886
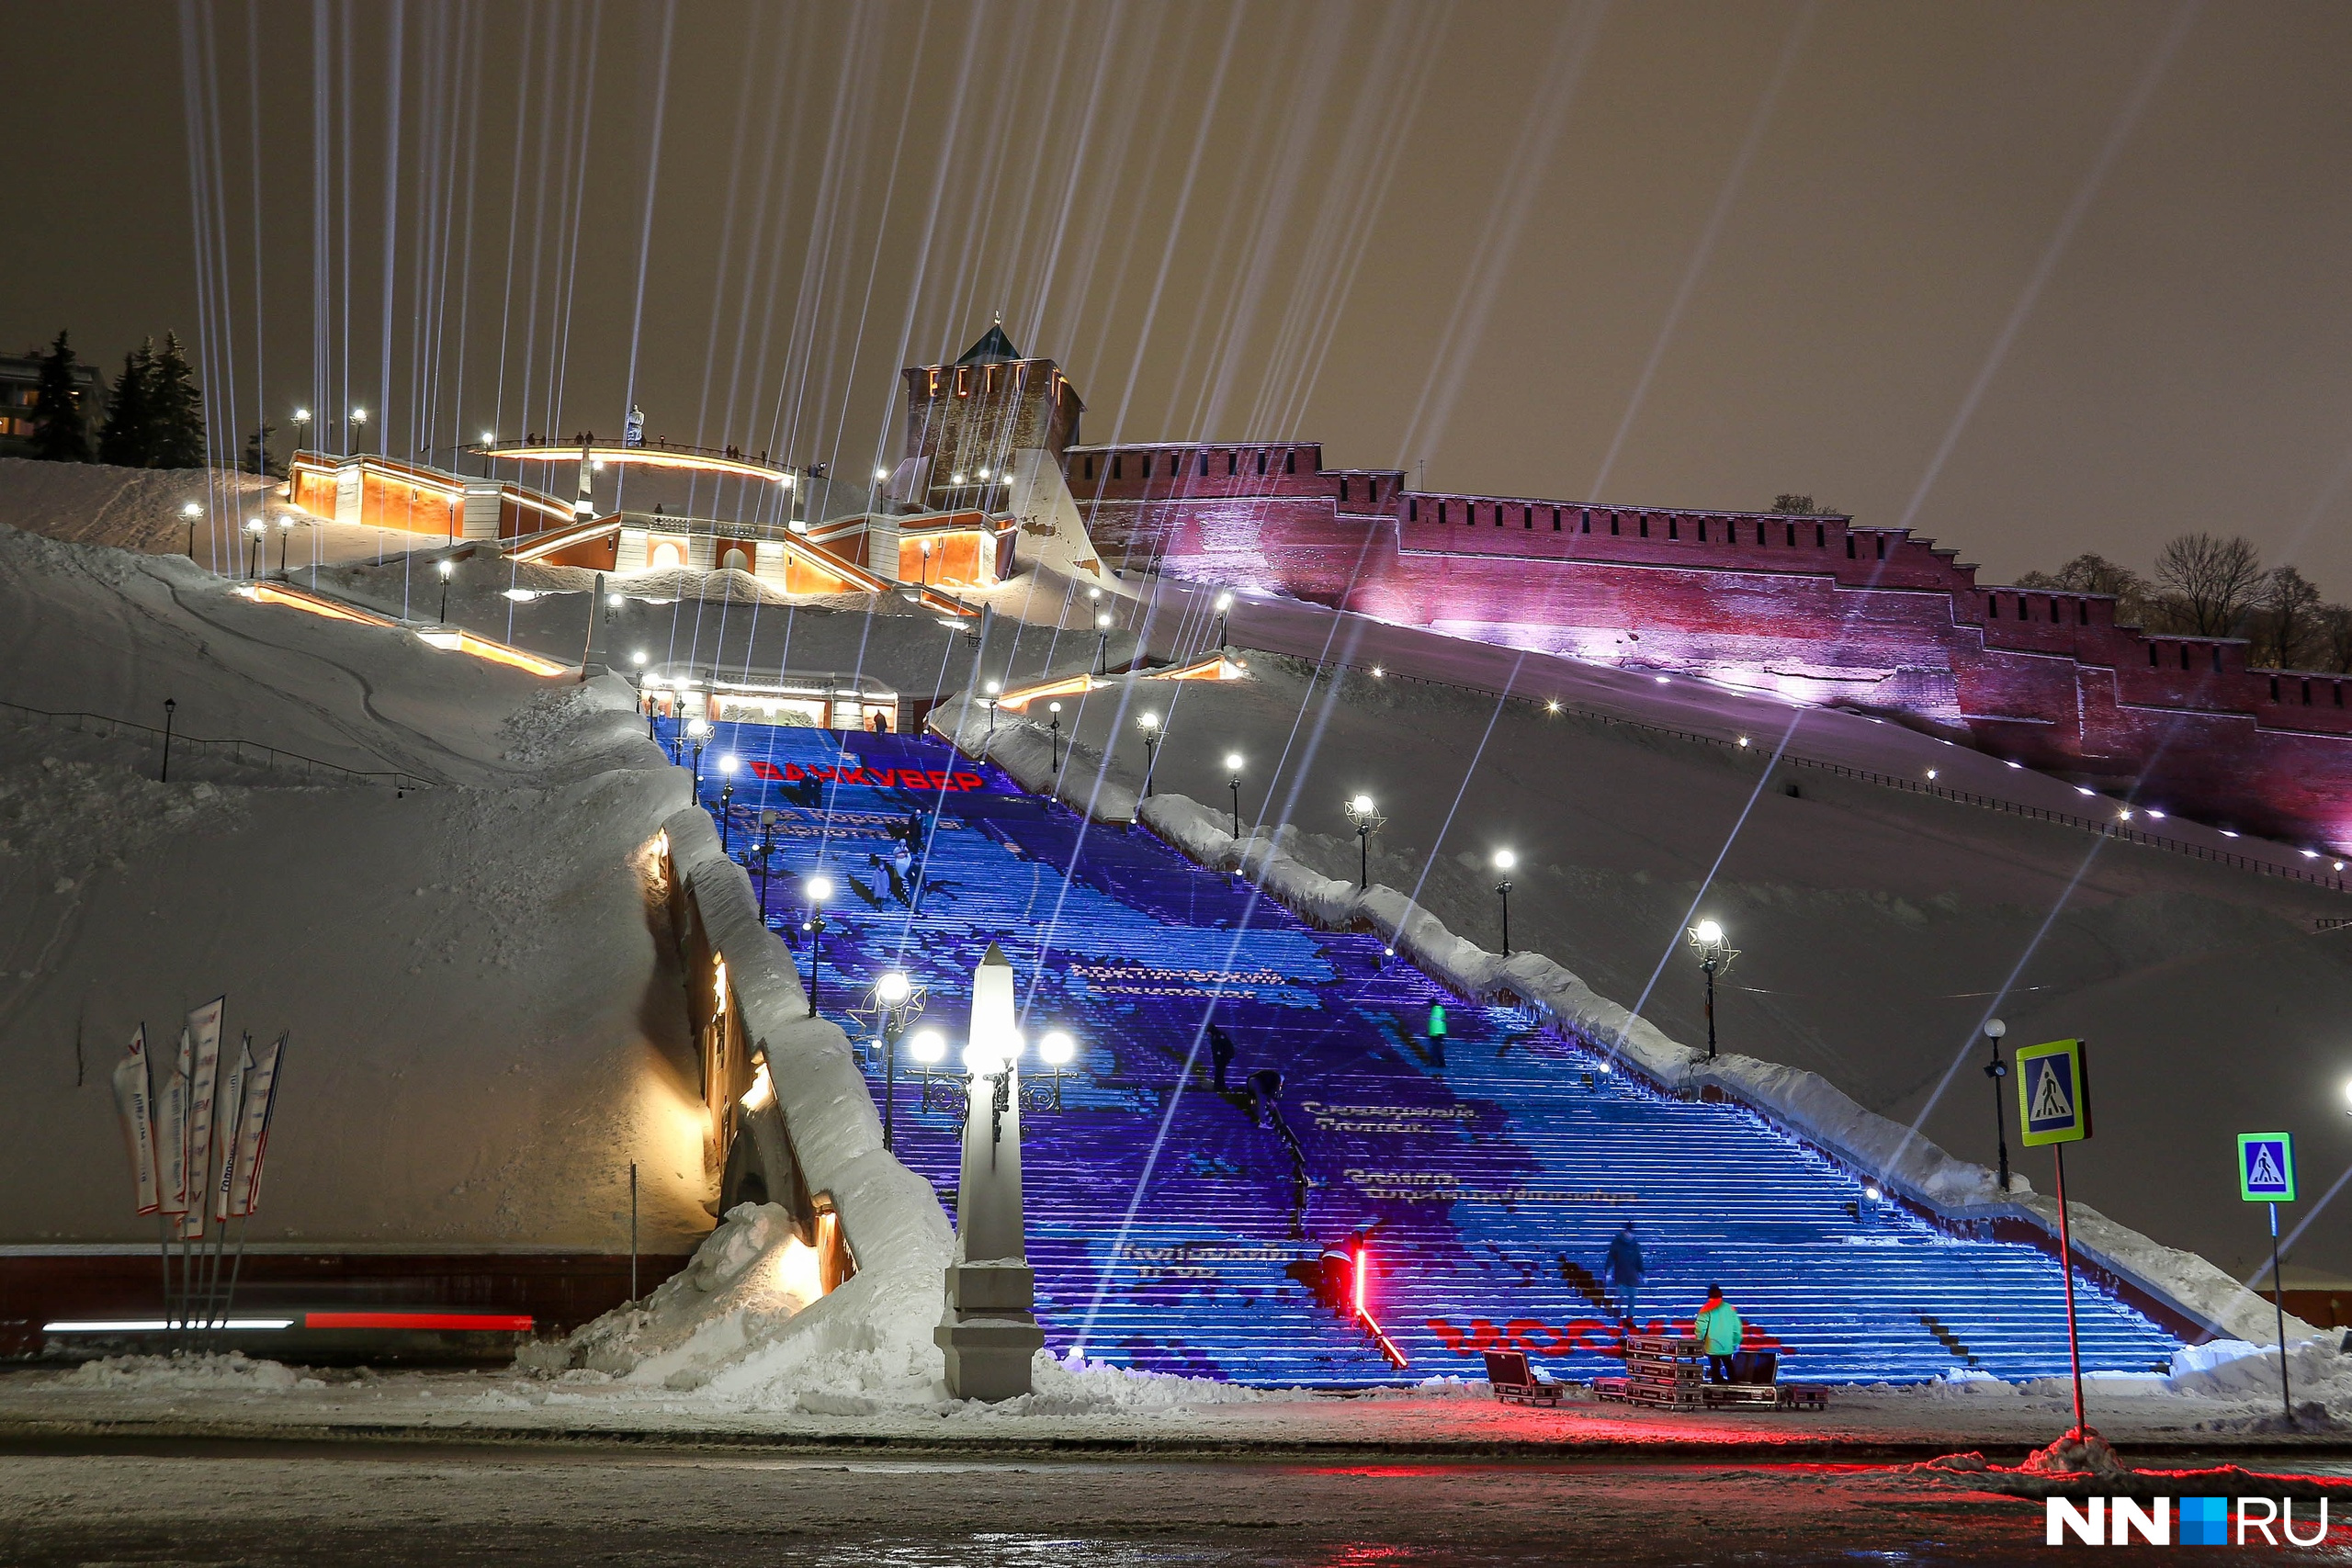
909, 1028, 946, 1066
719, 754, 739, 775
1038, 1030, 1076, 1066
1096, 612, 1113, 630
1984, 1018, 2007, 1040
631, 650, 648, 666
951, 472, 967, 484
1350, 793, 1375, 815
1139, 711, 1159, 733
685, 716, 712, 739
1494, 849, 1517, 872
1048, 701, 1062, 715
182, 502, 201, 518
437, 559, 454, 580
876, 970, 911, 1005
875, 468, 890, 481
1692, 919, 1724, 946
804, 874, 834, 903
1215, 592, 1233, 611
481, 430, 495, 444
1225, 753, 1244, 773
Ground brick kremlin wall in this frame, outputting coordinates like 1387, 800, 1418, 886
1062, 442, 2350, 852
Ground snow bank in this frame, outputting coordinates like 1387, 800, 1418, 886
0, 457, 275, 554
60, 1352, 317, 1392
932, 696, 2307, 1349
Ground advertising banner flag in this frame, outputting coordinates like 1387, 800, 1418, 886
179, 997, 224, 1240
155, 1028, 191, 1216
109, 1026, 160, 1216
211, 1037, 254, 1223
227, 1034, 285, 1217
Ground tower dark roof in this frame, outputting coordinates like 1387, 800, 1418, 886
955, 323, 1022, 365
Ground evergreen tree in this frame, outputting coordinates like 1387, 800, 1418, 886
147, 332, 207, 468
28, 331, 94, 462
243, 422, 280, 477
97, 339, 157, 467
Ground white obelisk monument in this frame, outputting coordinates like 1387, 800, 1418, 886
935, 942, 1046, 1400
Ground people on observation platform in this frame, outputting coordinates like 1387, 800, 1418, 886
1603, 1220, 1646, 1326
1694, 1284, 1744, 1383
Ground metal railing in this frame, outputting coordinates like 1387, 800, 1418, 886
0, 698, 433, 793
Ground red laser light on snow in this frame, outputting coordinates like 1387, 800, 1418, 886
1352, 1245, 1408, 1370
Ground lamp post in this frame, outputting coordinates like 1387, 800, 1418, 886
983, 679, 1001, 742
1687, 919, 1735, 1061
1225, 752, 1244, 839
718, 756, 739, 854
436, 558, 454, 623
1137, 710, 1160, 795
800, 874, 833, 1017
182, 502, 201, 561
290, 407, 311, 461
244, 518, 266, 579
1343, 793, 1384, 889
1983, 1019, 2010, 1193
685, 716, 711, 793
277, 516, 299, 577
1047, 702, 1063, 773
754, 809, 778, 916
160, 697, 176, 784
1094, 610, 1113, 676
1493, 849, 1516, 956
350, 407, 368, 453
855, 969, 926, 1153
1214, 591, 1234, 649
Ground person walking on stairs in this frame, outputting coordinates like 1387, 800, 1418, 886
1208, 1023, 1238, 1092
1603, 1220, 1646, 1327
1425, 1001, 1447, 1067
1694, 1284, 1744, 1383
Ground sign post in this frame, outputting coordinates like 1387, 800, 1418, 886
2237, 1131, 2298, 1425
2017, 1038, 2092, 1438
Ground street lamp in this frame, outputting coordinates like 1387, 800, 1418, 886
290, 408, 311, 458
1225, 752, 1244, 838
983, 678, 1001, 741
182, 501, 202, 560
1094, 610, 1114, 676
1137, 710, 1160, 795
718, 755, 739, 853
1343, 793, 1385, 889
800, 874, 834, 1017
854, 968, 926, 1152
1688, 919, 1736, 1061
1984, 1019, 2011, 1193
1047, 701, 1064, 773
436, 558, 454, 622
1493, 849, 1516, 955
1215, 591, 1234, 649
685, 716, 711, 790
277, 515, 299, 577
753, 808, 778, 915
350, 407, 368, 452
244, 518, 266, 579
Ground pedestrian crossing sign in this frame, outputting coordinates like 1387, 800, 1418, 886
2237, 1133, 2296, 1202
2016, 1039, 2090, 1146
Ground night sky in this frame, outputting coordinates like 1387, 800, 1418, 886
10, 1, 2352, 592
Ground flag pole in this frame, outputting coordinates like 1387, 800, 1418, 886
2054, 1143, 2086, 1439
2271, 1200, 2291, 1424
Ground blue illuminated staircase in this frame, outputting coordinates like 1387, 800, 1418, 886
671, 719, 2182, 1386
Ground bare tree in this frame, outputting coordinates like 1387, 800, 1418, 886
2315, 604, 2352, 674
2018, 552, 2159, 624
2251, 566, 2324, 669
2152, 533, 2264, 637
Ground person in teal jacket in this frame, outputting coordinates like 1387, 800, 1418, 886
1693, 1283, 1743, 1383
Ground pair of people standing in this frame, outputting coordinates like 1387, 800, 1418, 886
1602, 1223, 1745, 1382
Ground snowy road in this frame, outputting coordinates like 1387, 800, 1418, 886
0, 1441, 2326, 1565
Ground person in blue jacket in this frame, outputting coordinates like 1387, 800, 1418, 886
1603, 1220, 1646, 1325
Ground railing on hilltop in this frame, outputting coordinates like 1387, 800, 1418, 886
0, 698, 433, 793
1280, 654, 2347, 895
